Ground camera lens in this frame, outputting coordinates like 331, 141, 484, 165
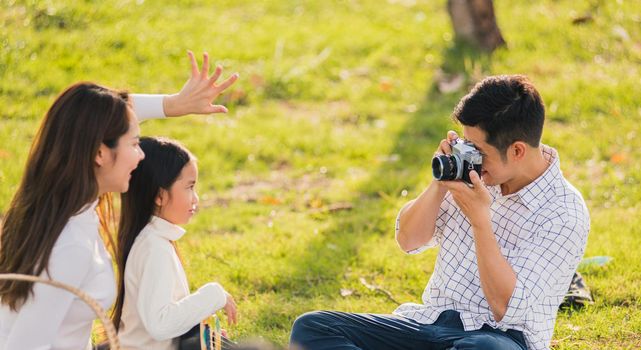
432, 155, 457, 180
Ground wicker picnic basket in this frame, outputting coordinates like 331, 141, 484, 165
0, 273, 120, 350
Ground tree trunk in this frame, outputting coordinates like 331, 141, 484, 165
447, 0, 506, 52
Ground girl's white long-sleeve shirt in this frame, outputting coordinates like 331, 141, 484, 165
0, 95, 165, 350
118, 216, 227, 350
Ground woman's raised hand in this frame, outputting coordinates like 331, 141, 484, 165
163, 51, 239, 117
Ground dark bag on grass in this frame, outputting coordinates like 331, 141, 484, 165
560, 271, 594, 309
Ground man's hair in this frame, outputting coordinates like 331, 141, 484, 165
452, 75, 545, 158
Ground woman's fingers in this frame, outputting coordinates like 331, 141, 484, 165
188, 51, 199, 77
215, 73, 239, 92
209, 65, 223, 84
201, 52, 210, 79
208, 104, 229, 114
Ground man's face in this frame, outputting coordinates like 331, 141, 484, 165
462, 125, 515, 187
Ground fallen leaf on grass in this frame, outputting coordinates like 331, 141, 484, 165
610, 152, 628, 164
379, 78, 393, 92
260, 195, 282, 205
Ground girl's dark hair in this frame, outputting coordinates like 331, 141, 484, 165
112, 136, 194, 331
0, 82, 131, 311
452, 75, 545, 158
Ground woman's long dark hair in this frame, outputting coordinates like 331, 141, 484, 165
0, 82, 131, 311
112, 136, 194, 331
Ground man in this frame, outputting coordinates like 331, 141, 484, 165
290, 75, 589, 350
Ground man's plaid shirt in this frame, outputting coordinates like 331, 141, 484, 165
394, 145, 590, 350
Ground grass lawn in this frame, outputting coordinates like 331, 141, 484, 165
1, 0, 641, 348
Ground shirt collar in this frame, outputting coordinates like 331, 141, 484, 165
513, 144, 561, 211
488, 144, 561, 211
148, 215, 186, 241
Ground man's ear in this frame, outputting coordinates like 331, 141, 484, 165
511, 141, 527, 161
95, 143, 110, 167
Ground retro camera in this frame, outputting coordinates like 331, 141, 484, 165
431, 139, 483, 185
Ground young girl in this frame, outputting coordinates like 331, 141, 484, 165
0, 52, 237, 350
114, 137, 237, 350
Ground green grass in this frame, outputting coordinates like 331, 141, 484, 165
2, 0, 641, 348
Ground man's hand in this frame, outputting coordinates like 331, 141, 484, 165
434, 130, 459, 157
443, 170, 515, 322
163, 51, 239, 117
223, 292, 238, 325
441, 170, 491, 227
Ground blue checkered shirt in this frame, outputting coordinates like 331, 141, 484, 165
394, 145, 590, 350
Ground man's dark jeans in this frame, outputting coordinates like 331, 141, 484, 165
290, 310, 527, 350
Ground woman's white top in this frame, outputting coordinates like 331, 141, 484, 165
0, 95, 165, 350
118, 216, 227, 350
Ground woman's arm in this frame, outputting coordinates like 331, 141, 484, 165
131, 94, 166, 121
5, 244, 93, 349
131, 51, 239, 122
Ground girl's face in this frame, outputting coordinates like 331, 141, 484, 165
95, 110, 145, 195
156, 160, 199, 225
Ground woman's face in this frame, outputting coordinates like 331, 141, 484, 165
95, 110, 145, 195
156, 160, 199, 225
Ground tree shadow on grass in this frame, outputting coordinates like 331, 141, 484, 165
248, 41, 495, 344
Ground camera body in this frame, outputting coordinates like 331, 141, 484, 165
431, 139, 483, 185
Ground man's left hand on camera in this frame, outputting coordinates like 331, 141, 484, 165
441, 170, 491, 227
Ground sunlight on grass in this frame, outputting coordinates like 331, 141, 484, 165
1, 0, 641, 347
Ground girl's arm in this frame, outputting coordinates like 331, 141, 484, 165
131, 51, 238, 122
135, 245, 227, 341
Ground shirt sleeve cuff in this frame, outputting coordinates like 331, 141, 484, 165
196, 282, 228, 312
131, 94, 167, 122
395, 204, 437, 255
499, 277, 529, 326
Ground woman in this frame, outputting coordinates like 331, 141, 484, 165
0, 52, 238, 350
